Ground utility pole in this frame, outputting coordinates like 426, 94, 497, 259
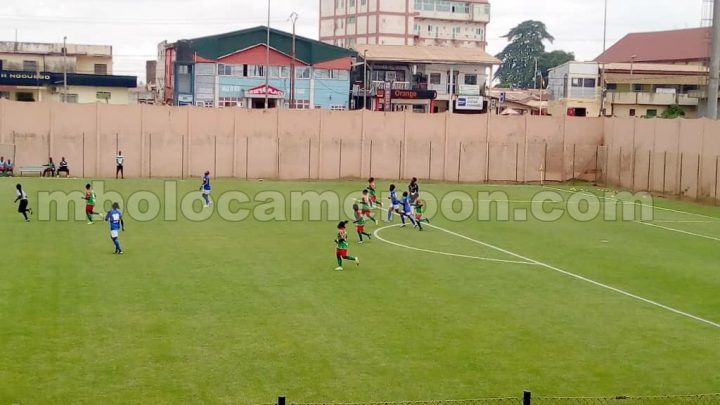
289, 12, 298, 109
363, 49, 368, 110
708, 0, 720, 119
534, 57, 539, 89
63, 36, 68, 103
602, 0, 608, 52
264, 0, 271, 109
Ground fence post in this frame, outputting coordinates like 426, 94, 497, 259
339, 138, 344, 179
398, 140, 403, 180
457, 141, 462, 183
571, 143, 576, 181
679, 152, 684, 197
543, 143, 548, 184
485, 140, 490, 183
697, 153, 702, 200
181, 135, 185, 180
631, 147, 637, 191
715, 156, 719, 205
214, 136, 218, 178
278, 396, 286, 405
308, 138, 312, 180
369, 139, 374, 177
82, 132, 86, 178
428, 141, 432, 180
523, 390, 531, 405
618, 146, 622, 188
276, 136, 281, 179
647, 150, 652, 192
594, 145, 599, 184
245, 136, 249, 181
515, 143, 519, 183
662, 151, 667, 196
149, 133, 152, 179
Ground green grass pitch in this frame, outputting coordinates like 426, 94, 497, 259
2, 178, 720, 404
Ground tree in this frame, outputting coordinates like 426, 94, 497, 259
538, 50, 575, 87
661, 104, 686, 119
495, 21, 554, 88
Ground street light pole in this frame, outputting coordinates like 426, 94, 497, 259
289, 12, 298, 109
602, 0, 608, 53
264, 0, 271, 109
63, 36, 68, 103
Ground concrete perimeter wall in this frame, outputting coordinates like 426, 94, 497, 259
3, 100, 716, 199
0, 100, 608, 184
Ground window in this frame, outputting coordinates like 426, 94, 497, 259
430, 73, 442, 85
296, 67, 311, 79
629, 109, 636, 117
476, 27, 484, 37
16, 92, 35, 102
583, 78, 596, 88
646, 109, 658, 118
347, 16, 356, 24
270, 66, 289, 78
219, 97, 244, 107
22, 60, 38, 72
428, 25, 433, 32
349, 0, 355, 6
453, 26, 461, 34
314, 69, 331, 79
94, 64, 108, 75
571, 78, 582, 87
464, 74, 478, 85
606, 83, 617, 91
178, 65, 190, 75
0, 59, 4, 70
632, 84, 643, 92
290, 99, 311, 109
247, 65, 265, 77
61, 93, 78, 103
218, 64, 232, 76
361, 0, 366, 5
0, 91, 10, 99
196, 63, 215, 75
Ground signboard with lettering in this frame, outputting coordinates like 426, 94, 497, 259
246, 84, 284, 97
391, 89, 437, 100
96, 91, 111, 100
456, 96, 485, 111
0, 71, 53, 86
458, 84, 481, 96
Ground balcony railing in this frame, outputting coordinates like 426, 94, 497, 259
607, 92, 699, 106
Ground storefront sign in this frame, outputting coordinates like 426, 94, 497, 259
96, 91, 111, 100
391, 89, 437, 100
456, 96, 485, 111
178, 94, 194, 103
246, 84, 284, 97
0, 71, 53, 85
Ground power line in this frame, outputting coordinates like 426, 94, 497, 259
0, 15, 291, 26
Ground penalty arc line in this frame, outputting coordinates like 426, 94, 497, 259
373, 224, 539, 266
422, 222, 720, 330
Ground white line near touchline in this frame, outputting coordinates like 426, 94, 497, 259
634, 221, 720, 242
373, 224, 538, 266
424, 222, 720, 329
545, 186, 720, 220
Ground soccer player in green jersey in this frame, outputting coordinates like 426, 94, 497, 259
352, 204, 373, 244
334, 221, 359, 271
414, 197, 430, 224
83, 184, 101, 224
367, 177, 382, 207
360, 189, 378, 224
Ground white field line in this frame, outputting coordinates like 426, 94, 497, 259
633, 221, 720, 242
544, 186, 720, 221
649, 220, 720, 224
544, 186, 720, 242
424, 222, 720, 329
372, 224, 538, 266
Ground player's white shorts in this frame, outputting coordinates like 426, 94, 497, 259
110, 230, 119, 238
202, 189, 211, 195
392, 204, 401, 211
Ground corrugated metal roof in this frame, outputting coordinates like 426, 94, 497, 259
595, 27, 711, 63
356, 44, 500, 65
186, 26, 354, 65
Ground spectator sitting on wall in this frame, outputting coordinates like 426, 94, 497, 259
0, 156, 5, 175
5, 159, 14, 176
57, 157, 70, 177
43, 157, 56, 177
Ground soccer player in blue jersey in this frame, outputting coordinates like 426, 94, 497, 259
200, 171, 212, 208
104, 202, 125, 254
401, 191, 420, 230
387, 184, 402, 222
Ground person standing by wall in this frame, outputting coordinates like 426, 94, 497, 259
115, 151, 124, 179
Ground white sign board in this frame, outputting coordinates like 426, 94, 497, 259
456, 96, 484, 111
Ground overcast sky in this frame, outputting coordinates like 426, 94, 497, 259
0, 0, 708, 82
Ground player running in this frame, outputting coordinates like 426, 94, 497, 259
360, 189, 378, 224
83, 184, 101, 224
200, 171, 212, 208
14, 184, 32, 222
408, 177, 420, 204
104, 202, 125, 254
387, 184, 402, 222
352, 203, 373, 244
334, 221, 359, 271
414, 197, 430, 224
367, 177, 382, 208
401, 191, 421, 230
